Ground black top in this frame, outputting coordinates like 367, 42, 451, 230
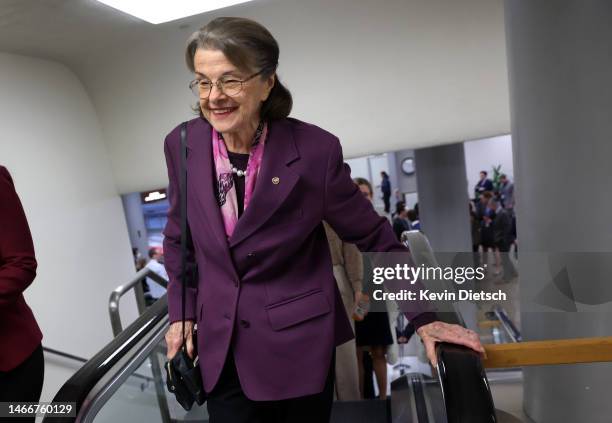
227, 151, 250, 217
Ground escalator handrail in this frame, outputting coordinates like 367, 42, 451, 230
436, 342, 497, 423
482, 336, 612, 368
42, 346, 155, 384
43, 295, 169, 423
403, 230, 498, 422
402, 230, 467, 326
109, 267, 168, 336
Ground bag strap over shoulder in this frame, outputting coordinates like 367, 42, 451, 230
180, 121, 188, 347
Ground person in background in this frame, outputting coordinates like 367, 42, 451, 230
393, 189, 404, 215
132, 247, 142, 267
144, 247, 168, 304
498, 174, 514, 210
323, 222, 365, 400
0, 166, 44, 414
395, 317, 416, 345
480, 192, 501, 274
497, 174, 517, 255
353, 177, 394, 400
135, 256, 147, 271
490, 197, 517, 281
469, 202, 481, 268
392, 202, 411, 242
474, 170, 493, 199
380, 171, 391, 214
406, 209, 420, 231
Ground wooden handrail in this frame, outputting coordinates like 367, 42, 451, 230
482, 336, 612, 368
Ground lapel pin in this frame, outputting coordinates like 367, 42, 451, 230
272, 177, 280, 185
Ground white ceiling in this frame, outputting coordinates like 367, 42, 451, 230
0, 0, 511, 193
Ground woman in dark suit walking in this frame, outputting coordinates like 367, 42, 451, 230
0, 166, 44, 417
163, 17, 484, 423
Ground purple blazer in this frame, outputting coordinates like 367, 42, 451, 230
0, 166, 42, 371
163, 117, 433, 400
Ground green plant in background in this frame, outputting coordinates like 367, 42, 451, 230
492, 164, 502, 192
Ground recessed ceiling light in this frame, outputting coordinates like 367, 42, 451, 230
95, 0, 255, 24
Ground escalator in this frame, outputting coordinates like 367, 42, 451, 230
43, 233, 501, 423
43, 297, 498, 423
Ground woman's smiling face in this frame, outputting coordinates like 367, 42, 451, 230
193, 48, 274, 135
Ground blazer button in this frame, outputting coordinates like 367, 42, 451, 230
240, 320, 250, 328
247, 252, 256, 258
223, 313, 231, 320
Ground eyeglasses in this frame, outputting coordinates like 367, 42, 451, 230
189, 70, 264, 98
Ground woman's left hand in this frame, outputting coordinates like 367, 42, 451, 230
417, 321, 485, 367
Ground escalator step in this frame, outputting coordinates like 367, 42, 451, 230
331, 399, 389, 423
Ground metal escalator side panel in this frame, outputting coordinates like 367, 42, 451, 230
391, 374, 446, 423
411, 375, 429, 423
391, 375, 416, 422
436, 343, 497, 423
493, 306, 522, 342
422, 375, 449, 423
43, 296, 169, 423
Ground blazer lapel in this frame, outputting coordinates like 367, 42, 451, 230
186, 119, 235, 262
228, 119, 300, 248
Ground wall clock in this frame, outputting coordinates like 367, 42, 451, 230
401, 157, 415, 175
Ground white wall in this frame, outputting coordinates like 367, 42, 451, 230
71, 0, 510, 194
0, 52, 138, 400
395, 149, 418, 196
464, 134, 514, 198
345, 157, 371, 182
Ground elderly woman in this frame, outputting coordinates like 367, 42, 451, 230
164, 17, 483, 423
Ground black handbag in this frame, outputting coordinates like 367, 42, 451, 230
165, 122, 207, 410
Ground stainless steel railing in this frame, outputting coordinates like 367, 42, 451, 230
105, 268, 172, 423
108, 267, 168, 336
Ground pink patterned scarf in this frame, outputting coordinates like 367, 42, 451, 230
212, 121, 268, 238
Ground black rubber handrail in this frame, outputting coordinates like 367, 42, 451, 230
43, 346, 155, 384
436, 342, 497, 423
42, 295, 169, 423
402, 231, 498, 422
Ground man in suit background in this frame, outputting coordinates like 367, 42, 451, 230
499, 174, 514, 210
474, 170, 494, 199
490, 197, 517, 281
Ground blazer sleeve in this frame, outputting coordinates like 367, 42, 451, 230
162, 133, 198, 323
0, 167, 37, 308
342, 242, 363, 295
322, 139, 436, 328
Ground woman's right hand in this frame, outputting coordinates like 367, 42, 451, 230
165, 320, 195, 359
416, 321, 485, 367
